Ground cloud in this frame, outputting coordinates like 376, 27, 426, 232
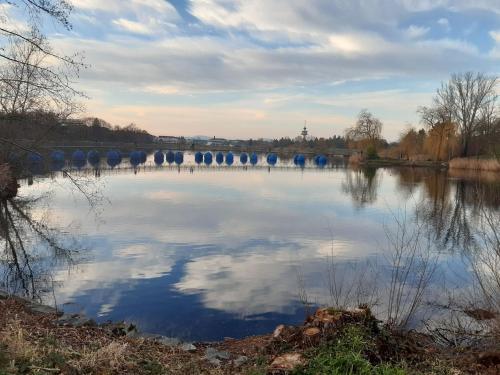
406, 25, 430, 39
437, 17, 450, 31
112, 18, 155, 35
71, 0, 180, 37
33, 0, 500, 139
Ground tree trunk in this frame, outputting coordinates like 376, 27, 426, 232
461, 137, 469, 158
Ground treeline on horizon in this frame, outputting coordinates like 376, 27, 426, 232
0, 112, 155, 145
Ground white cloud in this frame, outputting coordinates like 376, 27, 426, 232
406, 25, 430, 39
112, 18, 154, 35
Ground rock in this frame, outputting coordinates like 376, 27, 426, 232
180, 343, 197, 352
28, 303, 58, 315
110, 323, 137, 336
270, 353, 304, 371
56, 313, 95, 327
73, 316, 96, 327
156, 336, 181, 346
205, 347, 231, 366
233, 355, 248, 367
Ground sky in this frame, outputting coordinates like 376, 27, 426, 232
16, 1, 500, 139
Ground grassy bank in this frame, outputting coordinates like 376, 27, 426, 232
449, 158, 500, 172
1, 296, 498, 374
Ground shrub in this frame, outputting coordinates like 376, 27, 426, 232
366, 146, 379, 160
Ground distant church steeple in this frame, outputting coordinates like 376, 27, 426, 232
301, 121, 308, 140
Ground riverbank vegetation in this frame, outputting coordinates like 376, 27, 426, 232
1, 296, 498, 375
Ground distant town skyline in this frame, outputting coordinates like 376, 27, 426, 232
9, 0, 500, 140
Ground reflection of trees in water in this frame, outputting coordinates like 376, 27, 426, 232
0, 196, 83, 301
394, 168, 500, 252
341, 167, 379, 208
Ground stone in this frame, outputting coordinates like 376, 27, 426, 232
233, 356, 248, 367
28, 303, 58, 315
205, 347, 231, 366
56, 314, 95, 327
156, 336, 181, 346
270, 353, 304, 371
180, 343, 197, 352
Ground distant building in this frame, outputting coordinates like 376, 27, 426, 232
207, 137, 229, 146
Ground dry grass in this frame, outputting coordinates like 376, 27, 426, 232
449, 158, 500, 172
75, 342, 130, 373
0, 298, 267, 374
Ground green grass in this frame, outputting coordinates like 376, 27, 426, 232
294, 326, 407, 375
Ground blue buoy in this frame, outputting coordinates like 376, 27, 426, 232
87, 150, 100, 167
226, 152, 234, 166
266, 153, 277, 166
250, 153, 258, 165
195, 151, 203, 164
139, 150, 147, 164
296, 154, 305, 167
318, 155, 328, 168
240, 153, 248, 165
27, 152, 43, 165
50, 150, 65, 162
106, 150, 122, 168
174, 151, 184, 165
216, 152, 224, 165
154, 151, 164, 165
129, 150, 141, 167
314, 155, 321, 166
72, 150, 86, 169
204, 152, 213, 165
166, 151, 175, 164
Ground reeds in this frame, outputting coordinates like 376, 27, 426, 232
449, 158, 500, 172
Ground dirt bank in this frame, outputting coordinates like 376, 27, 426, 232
0, 294, 498, 374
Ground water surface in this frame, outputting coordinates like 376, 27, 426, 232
4, 158, 499, 341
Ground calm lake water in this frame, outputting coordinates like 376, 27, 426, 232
4, 153, 500, 341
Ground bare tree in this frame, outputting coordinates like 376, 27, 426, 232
433, 72, 498, 157
0, 28, 83, 116
0, 0, 73, 63
345, 109, 382, 150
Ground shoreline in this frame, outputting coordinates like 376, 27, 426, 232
1, 290, 498, 374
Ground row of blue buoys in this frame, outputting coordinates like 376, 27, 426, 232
26, 150, 329, 171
